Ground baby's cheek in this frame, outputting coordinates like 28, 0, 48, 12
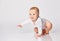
34, 16, 38, 19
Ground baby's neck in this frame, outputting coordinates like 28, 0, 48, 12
32, 17, 39, 25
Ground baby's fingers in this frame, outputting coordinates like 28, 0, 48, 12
17, 25, 22, 28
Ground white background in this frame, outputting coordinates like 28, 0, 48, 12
0, 0, 60, 41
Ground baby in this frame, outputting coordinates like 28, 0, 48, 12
18, 7, 52, 38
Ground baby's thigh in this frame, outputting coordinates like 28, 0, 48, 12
45, 21, 52, 31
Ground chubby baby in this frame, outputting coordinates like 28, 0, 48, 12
18, 7, 52, 38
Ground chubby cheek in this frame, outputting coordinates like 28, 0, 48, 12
33, 15, 38, 20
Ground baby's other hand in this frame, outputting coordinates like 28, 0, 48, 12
17, 24, 23, 28
36, 33, 42, 38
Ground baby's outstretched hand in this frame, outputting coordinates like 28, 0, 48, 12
17, 24, 23, 28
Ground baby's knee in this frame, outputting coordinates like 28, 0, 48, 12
46, 21, 52, 31
34, 27, 38, 33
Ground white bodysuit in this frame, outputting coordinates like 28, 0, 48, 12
21, 17, 42, 35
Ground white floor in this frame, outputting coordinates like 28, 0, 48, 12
0, 31, 60, 41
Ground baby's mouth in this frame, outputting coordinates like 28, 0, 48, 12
31, 17, 34, 19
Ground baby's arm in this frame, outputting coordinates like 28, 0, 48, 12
38, 27, 42, 36
18, 19, 30, 28
37, 21, 42, 37
36, 28, 42, 37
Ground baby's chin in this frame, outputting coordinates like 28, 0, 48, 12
31, 19, 36, 21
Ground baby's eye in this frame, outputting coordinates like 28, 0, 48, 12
33, 14, 35, 15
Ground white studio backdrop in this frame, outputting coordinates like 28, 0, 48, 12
0, 0, 60, 34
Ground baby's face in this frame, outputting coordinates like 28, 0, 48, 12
29, 9, 39, 21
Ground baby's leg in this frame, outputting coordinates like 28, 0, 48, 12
45, 21, 52, 34
34, 27, 38, 33
42, 21, 52, 35
42, 29, 47, 35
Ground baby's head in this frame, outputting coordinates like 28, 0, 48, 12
29, 7, 40, 21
